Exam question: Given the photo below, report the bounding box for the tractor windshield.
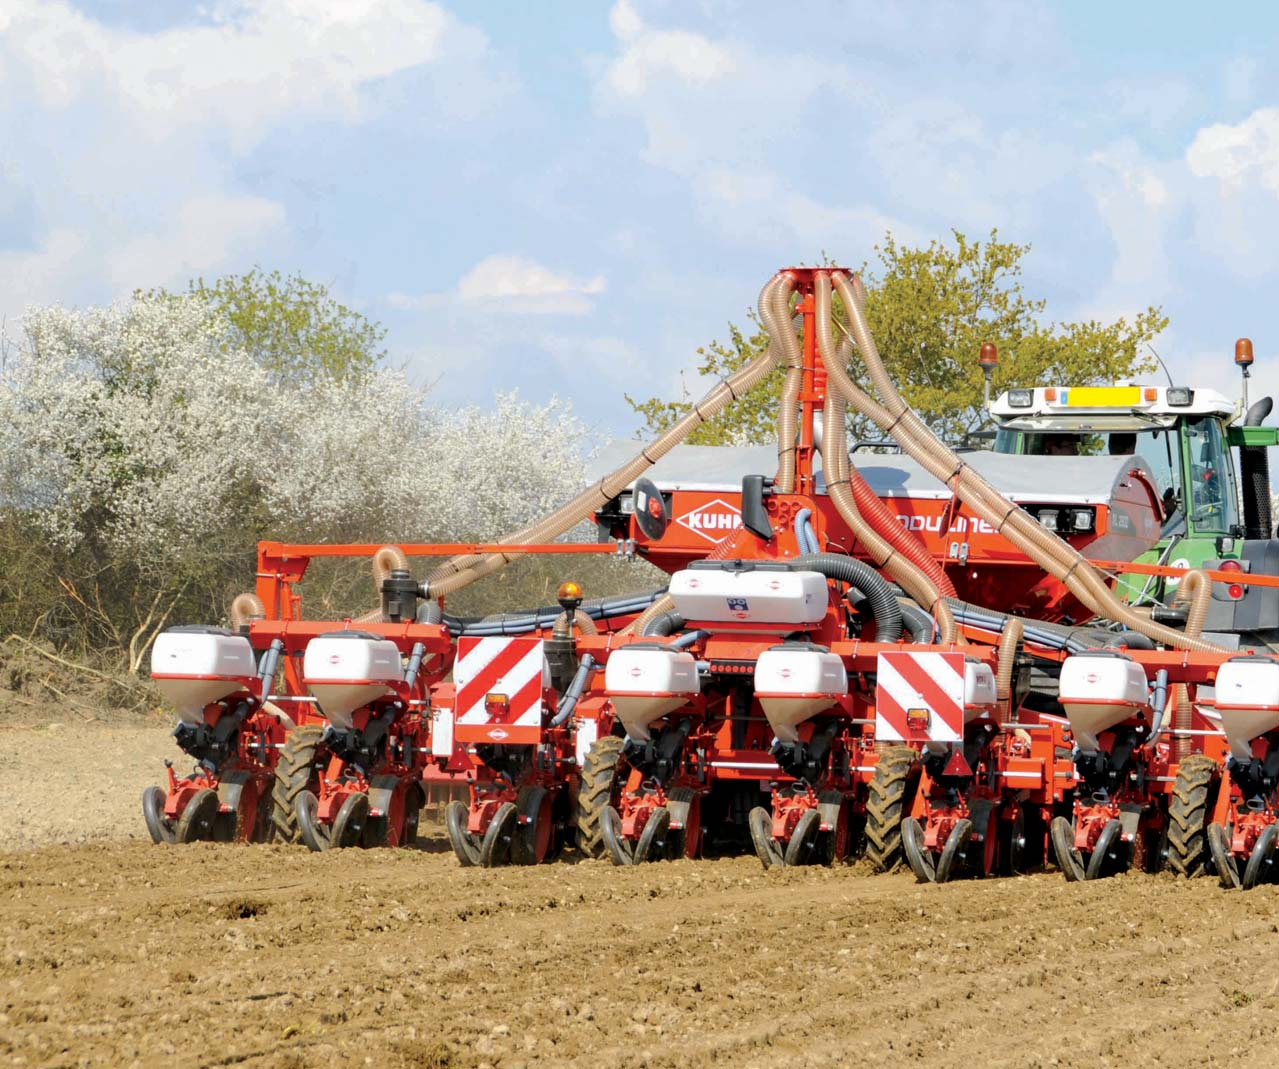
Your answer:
[998,426,1186,534]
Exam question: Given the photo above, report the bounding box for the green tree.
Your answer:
[629,230,1165,445]
[144,268,385,384]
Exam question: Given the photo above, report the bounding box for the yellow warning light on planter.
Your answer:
[906,707,931,732]
[557,581,583,601]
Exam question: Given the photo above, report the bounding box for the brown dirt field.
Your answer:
[2,723,1279,1069]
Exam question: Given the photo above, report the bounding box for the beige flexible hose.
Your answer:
[812,276,957,642]
[229,593,265,632]
[552,609,598,638]
[830,271,1223,654]
[996,617,1023,705]
[425,275,793,597]
[765,272,803,493]
[1171,569,1211,757]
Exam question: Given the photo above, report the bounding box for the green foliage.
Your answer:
[628,230,1165,446]
[144,268,385,384]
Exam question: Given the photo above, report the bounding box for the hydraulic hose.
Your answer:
[446,590,664,636]
[790,552,902,643]
[795,508,818,554]
[425,275,795,597]
[830,270,1223,654]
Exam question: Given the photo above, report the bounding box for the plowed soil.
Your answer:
[2,724,1278,1069]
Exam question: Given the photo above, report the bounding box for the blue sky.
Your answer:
[3,0,1279,438]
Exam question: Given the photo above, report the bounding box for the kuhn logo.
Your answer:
[487,727,509,741]
[676,499,742,544]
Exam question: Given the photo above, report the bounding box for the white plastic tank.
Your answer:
[1214,656,1279,761]
[964,659,999,721]
[151,626,256,724]
[304,633,403,730]
[604,644,700,741]
[669,564,828,627]
[755,644,848,742]
[1059,651,1150,750]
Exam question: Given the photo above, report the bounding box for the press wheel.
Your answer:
[1208,823,1240,889]
[1242,823,1278,890]
[901,816,935,883]
[783,809,822,867]
[142,786,176,845]
[935,818,973,884]
[445,799,481,866]
[748,806,783,870]
[635,807,671,863]
[601,804,634,866]
[479,801,517,867]
[1085,818,1123,881]
[331,793,370,850]
[295,790,330,853]
[511,786,553,866]
[1051,816,1085,882]
[175,788,219,844]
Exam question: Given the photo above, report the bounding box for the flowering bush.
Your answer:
[0,296,595,666]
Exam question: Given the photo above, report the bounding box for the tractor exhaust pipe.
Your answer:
[1241,396,1273,540]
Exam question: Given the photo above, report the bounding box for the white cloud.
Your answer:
[388,254,607,316]
[0,1,503,317]
[606,0,735,97]
[1187,107,1279,193]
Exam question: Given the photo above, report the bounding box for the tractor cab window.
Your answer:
[1184,418,1239,533]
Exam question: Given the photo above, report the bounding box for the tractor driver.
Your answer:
[1108,432,1137,456]
[1042,434,1079,457]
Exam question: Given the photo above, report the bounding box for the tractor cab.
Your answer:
[986,357,1279,641]
[989,384,1242,543]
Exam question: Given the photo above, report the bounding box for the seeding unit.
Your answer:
[142,264,1279,891]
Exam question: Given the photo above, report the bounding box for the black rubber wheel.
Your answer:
[577,735,626,859]
[511,786,553,866]
[748,806,783,870]
[175,788,219,844]
[1085,818,1123,881]
[901,816,935,883]
[1051,816,1085,882]
[998,806,1027,877]
[270,724,327,844]
[445,799,481,866]
[865,747,918,873]
[602,804,634,866]
[331,792,370,849]
[815,789,853,865]
[1168,754,1219,878]
[936,818,973,883]
[142,786,176,845]
[783,808,822,867]
[635,807,671,863]
[295,790,330,852]
[480,801,518,867]
[1242,823,1278,890]
[1208,823,1241,889]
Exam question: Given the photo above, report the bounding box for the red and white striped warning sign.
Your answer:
[453,637,545,742]
[875,650,964,743]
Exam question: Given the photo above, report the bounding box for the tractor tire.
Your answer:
[1168,755,1219,878]
[576,735,626,859]
[865,746,918,873]
[270,724,328,845]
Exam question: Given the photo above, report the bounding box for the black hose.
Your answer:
[896,598,937,643]
[791,553,902,644]
[549,654,596,728]
[445,589,667,636]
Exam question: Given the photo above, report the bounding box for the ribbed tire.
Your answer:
[576,735,626,859]
[865,746,918,873]
[270,724,327,844]
[1168,755,1218,878]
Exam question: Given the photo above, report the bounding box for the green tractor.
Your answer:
[987,341,1279,646]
